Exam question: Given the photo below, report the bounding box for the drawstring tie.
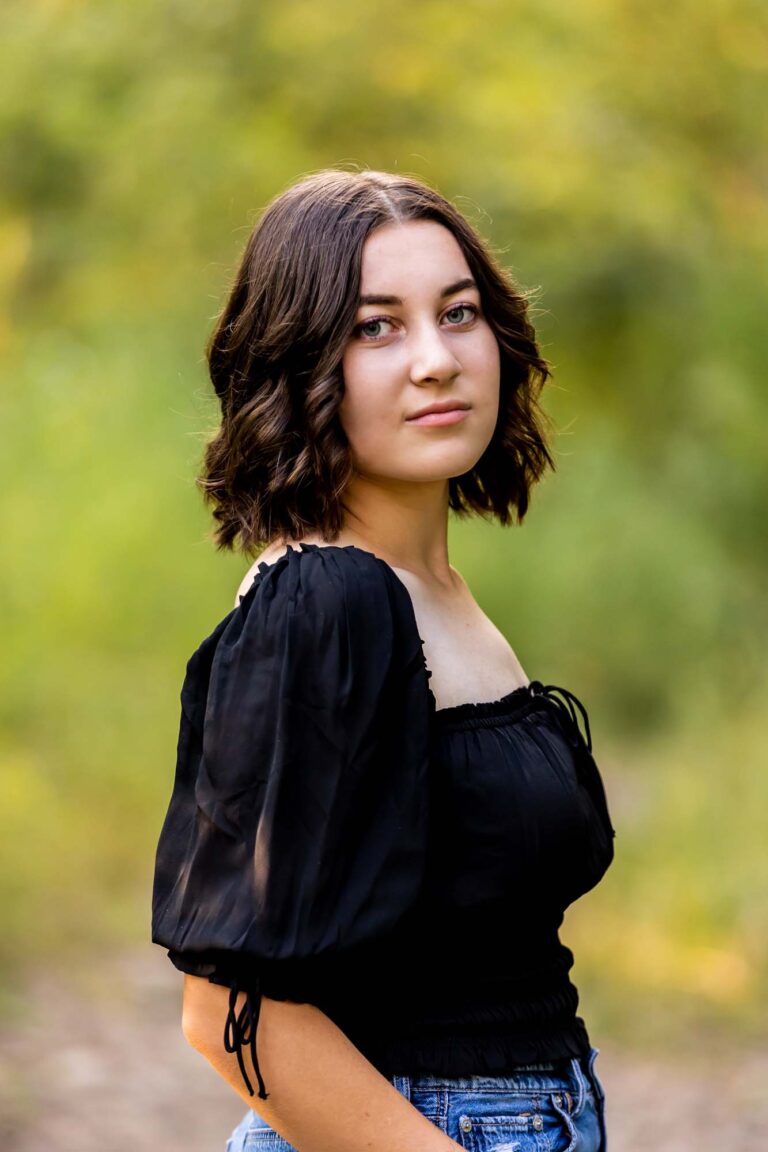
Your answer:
[223,975,270,1100]
[527,680,592,753]
[529,679,616,842]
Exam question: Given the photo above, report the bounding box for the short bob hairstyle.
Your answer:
[199,167,556,557]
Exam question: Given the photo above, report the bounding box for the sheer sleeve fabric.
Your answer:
[151,544,432,1098]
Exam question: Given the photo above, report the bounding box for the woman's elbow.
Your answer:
[180,973,226,1052]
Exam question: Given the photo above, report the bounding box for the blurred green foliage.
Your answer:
[1,0,766,1050]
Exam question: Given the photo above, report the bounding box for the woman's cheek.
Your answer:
[337,397,380,470]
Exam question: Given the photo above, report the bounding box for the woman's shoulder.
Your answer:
[205,542,422,674]
[182,540,431,724]
[236,539,380,604]
[234,540,410,612]
[184,544,401,681]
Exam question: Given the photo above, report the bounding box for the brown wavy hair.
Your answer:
[199,167,557,558]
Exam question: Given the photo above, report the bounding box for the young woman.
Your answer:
[152,168,616,1152]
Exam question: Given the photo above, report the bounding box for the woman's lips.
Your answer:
[406,408,469,427]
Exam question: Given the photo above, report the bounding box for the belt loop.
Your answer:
[583,1048,604,1106]
[392,1074,412,1102]
[589,1050,607,1092]
[585,1048,608,1151]
[568,1055,588,1116]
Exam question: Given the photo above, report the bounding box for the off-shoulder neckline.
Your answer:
[247,542,539,724]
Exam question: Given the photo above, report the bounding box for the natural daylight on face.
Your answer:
[339,219,501,486]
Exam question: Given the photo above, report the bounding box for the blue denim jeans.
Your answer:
[225,1047,607,1151]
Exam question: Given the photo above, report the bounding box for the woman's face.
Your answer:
[339,220,500,488]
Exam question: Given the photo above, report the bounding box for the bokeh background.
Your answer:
[1,2,766,1149]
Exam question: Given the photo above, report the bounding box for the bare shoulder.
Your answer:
[234,544,291,607]
[233,535,358,608]
[235,561,261,607]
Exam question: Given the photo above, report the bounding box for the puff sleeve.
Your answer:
[151,544,432,1099]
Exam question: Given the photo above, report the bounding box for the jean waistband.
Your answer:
[392,1050,601,1107]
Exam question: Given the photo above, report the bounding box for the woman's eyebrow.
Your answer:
[358,277,478,307]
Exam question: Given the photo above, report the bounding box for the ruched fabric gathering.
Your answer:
[151,543,616,1101]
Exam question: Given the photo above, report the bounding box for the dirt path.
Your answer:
[1,948,766,1151]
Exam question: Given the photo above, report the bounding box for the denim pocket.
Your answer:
[243,1129,296,1151]
[455,1097,577,1151]
[456,1111,537,1151]
[549,1091,579,1152]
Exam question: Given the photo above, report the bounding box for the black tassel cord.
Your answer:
[224,975,270,1100]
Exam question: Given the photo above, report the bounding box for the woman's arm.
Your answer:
[182,975,461,1152]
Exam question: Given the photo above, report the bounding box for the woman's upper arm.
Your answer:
[152,545,432,1098]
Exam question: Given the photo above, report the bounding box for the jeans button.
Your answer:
[553,1094,563,1106]
[533,1116,544,1131]
[459,1116,472,1133]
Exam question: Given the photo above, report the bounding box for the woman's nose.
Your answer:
[408,323,461,383]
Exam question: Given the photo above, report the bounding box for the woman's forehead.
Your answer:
[359,220,471,294]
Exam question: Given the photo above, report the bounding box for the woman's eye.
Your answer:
[444,304,478,325]
[354,317,395,340]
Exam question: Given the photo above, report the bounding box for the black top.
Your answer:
[151,543,616,1100]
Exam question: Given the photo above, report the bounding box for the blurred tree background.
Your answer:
[1,0,766,1063]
